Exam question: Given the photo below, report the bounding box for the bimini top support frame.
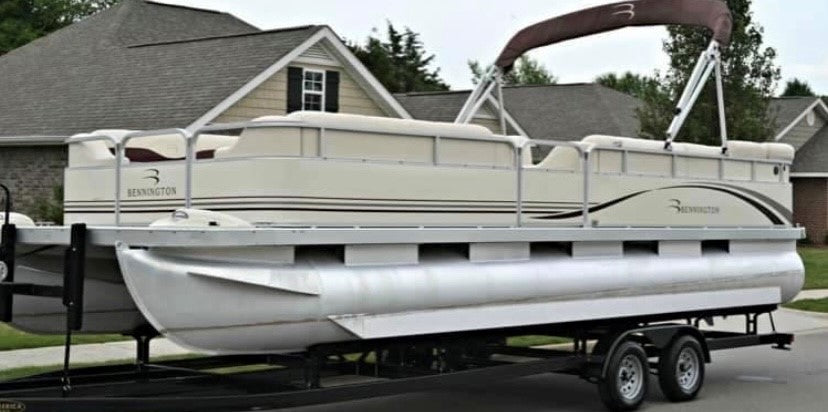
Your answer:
[665,40,728,153]
[456,0,733,151]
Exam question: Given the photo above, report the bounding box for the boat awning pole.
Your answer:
[714,57,729,153]
[665,41,723,150]
[456,66,499,124]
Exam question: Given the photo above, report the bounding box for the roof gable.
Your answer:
[791,125,828,174]
[771,97,828,140]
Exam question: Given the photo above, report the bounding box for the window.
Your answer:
[806,110,816,127]
[302,70,325,111]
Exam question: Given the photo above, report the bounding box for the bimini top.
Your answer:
[495,0,732,71]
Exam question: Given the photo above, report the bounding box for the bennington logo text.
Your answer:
[668,199,720,215]
[126,168,178,198]
[0,399,26,412]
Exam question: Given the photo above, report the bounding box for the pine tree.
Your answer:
[781,78,816,97]
[469,56,557,86]
[638,0,780,144]
[0,0,116,55]
[347,22,449,93]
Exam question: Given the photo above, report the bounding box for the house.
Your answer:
[0,0,409,216]
[395,84,643,161]
[772,96,828,243]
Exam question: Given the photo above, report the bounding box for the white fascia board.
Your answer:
[186,28,329,131]
[774,98,828,141]
[317,27,411,119]
[188,27,412,131]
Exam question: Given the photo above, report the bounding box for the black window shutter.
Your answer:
[286,67,303,113]
[325,71,340,113]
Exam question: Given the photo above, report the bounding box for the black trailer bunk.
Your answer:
[0,187,795,412]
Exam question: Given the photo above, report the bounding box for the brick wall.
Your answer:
[793,178,828,244]
[0,145,67,219]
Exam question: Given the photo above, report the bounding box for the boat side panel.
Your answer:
[64,158,792,227]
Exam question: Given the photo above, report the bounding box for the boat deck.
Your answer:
[15,225,805,247]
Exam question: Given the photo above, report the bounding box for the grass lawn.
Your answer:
[784,298,828,314]
[0,354,203,381]
[0,323,128,351]
[507,335,570,347]
[800,247,828,290]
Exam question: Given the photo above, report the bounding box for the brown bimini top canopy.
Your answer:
[495,0,732,71]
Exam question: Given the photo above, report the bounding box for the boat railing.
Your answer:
[67,120,791,228]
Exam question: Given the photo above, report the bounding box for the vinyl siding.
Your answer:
[213,54,390,123]
[780,110,826,150]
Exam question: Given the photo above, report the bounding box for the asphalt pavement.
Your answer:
[279,321,828,412]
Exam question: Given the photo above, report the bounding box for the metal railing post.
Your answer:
[185,132,197,209]
[515,144,524,227]
[582,150,591,228]
[114,143,124,226]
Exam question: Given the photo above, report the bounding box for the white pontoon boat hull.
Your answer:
[116,240,803,354]
[11,249,144,334]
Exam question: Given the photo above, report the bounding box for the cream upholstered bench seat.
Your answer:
[68,129,237,167]
[214,112,534,167]
[532,135,794,178]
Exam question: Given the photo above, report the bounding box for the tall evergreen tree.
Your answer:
[347,22,449,93]
[0,0,116,55]
[469,55,557,86]
[781,78,816,97]
[595,72,661,100]
[638,0,780,144]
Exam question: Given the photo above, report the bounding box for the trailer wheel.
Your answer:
[658,335,704,402]
[598,341,649,411]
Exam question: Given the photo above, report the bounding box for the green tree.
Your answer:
[781,78,816,97]
[469,55,557,86]
[347,22,449,93]
[638,0,780,144]
[0,0,117,55]
[595,72,662,100]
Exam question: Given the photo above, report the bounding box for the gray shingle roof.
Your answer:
[395,83,642,141]
[770,97,818,136]
[792,125,828,173]
[0,0,320,138]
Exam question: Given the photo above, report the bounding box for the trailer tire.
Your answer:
[658,335,704,402]
[598,341,649,411]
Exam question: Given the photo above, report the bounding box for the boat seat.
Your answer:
[531,135,795,174]
[68,130,237,167]
[215,112,530,167]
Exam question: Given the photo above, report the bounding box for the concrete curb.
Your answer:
[793,289,828,301]
[0,338,195,371]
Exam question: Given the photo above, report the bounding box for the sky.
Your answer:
[158,0,828,94]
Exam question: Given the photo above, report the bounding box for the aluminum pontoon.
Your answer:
[0,1,805,410]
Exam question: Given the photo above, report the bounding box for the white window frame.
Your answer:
[301,69,326,112]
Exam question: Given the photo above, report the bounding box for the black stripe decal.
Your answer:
[534,185,784,225]
[65,207,568,215]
